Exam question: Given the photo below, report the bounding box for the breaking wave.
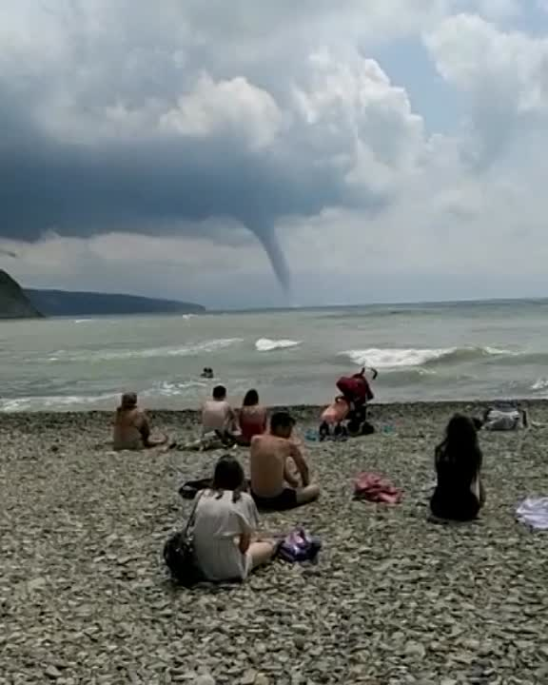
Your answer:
[255,338,301,352]
[341,346,514,370]
[46,338,243,363]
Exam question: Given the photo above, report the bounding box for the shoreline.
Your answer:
[2,395,548,681]
[1,399,544,440]
[0,397,544,420]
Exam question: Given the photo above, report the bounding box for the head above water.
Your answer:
[120,392,138,411]
[213,454,245,499]
[243,389,259,406]
[212,385,227,401]
[270,411,296,438]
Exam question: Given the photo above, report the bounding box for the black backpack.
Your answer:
[163,493,204,586]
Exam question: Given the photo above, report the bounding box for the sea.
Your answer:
[1,299,548,412]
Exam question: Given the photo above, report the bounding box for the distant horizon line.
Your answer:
[211,295,548,314]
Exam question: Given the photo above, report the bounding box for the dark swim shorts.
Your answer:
[252,488,298,511]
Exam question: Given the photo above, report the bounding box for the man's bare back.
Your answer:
[113,407,147,451]
[249,413,320,510]
[250,434,298,498]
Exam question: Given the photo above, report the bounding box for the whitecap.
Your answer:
[141,380,207,398]
[341,345,517,369]
[45,338,243,363]
[341,348,456,369]
[532,378,548,391]
[255,338,301,352]
[483,346,516,356]
[0,391,121,412]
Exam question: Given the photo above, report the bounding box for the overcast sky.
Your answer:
[2,0,548,308]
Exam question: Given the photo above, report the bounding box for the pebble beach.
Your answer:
[2,401,548,684]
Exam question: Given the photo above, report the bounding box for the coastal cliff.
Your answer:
[0,270,43,319]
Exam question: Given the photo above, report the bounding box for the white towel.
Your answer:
[516,497,548,530]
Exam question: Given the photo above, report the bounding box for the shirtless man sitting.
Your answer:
[250,411,320,510]
[113,392,167,451]
[201,385,237,439]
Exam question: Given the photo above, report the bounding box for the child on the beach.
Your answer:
[430,414,485,522]
[319,395,350,440]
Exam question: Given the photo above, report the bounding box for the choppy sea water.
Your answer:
[1,300,548,411]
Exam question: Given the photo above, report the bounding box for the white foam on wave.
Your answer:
[141,380,207,398]
[532,378,548,391]
[0,391,121,412]
[343,348,454,369]
[483,346,516,356]
[255,338,301,352]
[342,346,515,369]
[0,379,212,412]
[46,338,243,363]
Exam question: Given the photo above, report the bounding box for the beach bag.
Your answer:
[278,528,322,563]
[163,493,204,586]
[484,404,527,431]
[353,472,402,504]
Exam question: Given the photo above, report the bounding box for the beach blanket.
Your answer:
[516,497,548,530]
[353,473,402,504]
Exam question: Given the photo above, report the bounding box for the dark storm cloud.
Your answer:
[0,99,390,292]
[0,127,348,292]
[0,0,417,291]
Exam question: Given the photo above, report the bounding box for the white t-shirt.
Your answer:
[192,490,259,581]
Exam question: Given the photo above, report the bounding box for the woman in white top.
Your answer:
[192,455,277,582]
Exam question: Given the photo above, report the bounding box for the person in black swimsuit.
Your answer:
[430,414,485,522]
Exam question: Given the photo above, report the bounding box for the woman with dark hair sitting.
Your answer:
[192,455,277,582]
[430,414,486,522]
[238,389,267,446]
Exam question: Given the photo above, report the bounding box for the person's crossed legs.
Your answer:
[249,540,277,570]
[296,483,321,506]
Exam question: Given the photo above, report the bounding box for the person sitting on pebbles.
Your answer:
[238,389,268,447]
[192,454,277,582]
[201,385,237,442]
[250,411,320,511]
[430,414,486,523]
[112,392,168,451]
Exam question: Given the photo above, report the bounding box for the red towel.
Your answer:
[354,473,402,504]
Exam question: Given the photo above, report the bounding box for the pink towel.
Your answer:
[353,472,402,504]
